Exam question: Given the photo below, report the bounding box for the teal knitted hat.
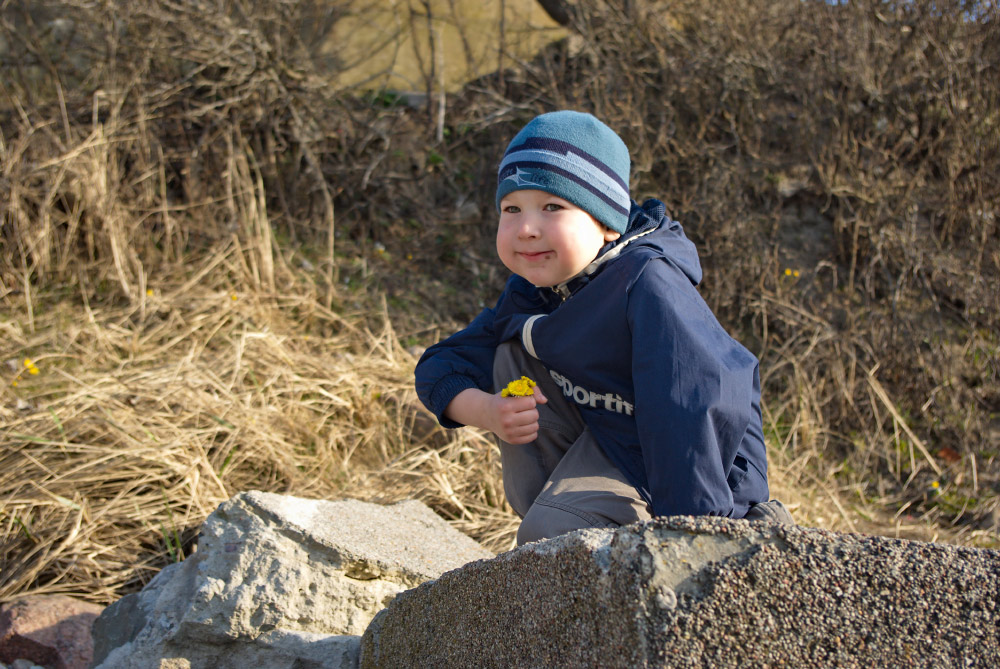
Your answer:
[495,110,631,234]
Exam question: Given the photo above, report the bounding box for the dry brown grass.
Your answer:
[0,242,519,602]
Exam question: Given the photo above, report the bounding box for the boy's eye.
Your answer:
[543,203,564,211]
[503,205,521,214]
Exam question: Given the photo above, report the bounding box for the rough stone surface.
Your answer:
[361,517,1000,668]
[0,595,103,669]
[91,492,492,669]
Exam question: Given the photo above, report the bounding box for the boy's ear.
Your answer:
[603,227,622,242]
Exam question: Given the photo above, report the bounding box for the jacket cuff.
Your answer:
[430,373,481,429]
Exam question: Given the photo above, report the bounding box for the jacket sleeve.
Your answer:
[627,259,756,517]
[414,302,502,429]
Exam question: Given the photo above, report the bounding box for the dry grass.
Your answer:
[0,244,518,602]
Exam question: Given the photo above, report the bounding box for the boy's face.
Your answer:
[497,189,621,288]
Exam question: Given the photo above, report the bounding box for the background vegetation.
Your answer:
[1,0,997,603]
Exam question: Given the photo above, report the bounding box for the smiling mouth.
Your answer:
[518,251,551,260]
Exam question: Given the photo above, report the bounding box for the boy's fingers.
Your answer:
[532,387,548,404]
[494,394,543,442]
[499,400,537,422]
[506,396,537,411]
[508,423,538,443]
[505,408,538,429]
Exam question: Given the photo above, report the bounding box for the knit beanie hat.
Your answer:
[496,110,631,234]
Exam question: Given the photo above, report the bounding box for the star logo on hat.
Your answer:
[503,167,542,188]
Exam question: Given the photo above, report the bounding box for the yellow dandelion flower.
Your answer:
[931,480,940,489]
[12,380,18,387]
[147,288,154,296]
[23,358,32,368]
[28,366,39,375]
[501,376,536,397]
[784,268,792,276]
[230,293,238,301]
[793,270,800,278]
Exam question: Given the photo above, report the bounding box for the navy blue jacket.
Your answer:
[415,199,769,518]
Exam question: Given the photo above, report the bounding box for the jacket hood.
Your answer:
[552,198,702,299]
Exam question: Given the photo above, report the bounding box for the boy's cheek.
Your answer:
[495,232,515,267]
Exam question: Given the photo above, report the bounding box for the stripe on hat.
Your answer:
[498,141,630,210]
[504,137,629,191]
[499,161,630,218]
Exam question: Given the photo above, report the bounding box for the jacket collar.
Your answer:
[550,226,657,300]
[549,199,665,300]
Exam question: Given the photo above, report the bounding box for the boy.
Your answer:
[416,110,790,545]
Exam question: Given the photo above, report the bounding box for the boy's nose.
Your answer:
[517,213,540,238]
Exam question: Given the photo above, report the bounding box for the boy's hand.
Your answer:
[444,387,548,445]
[487,387,548,444]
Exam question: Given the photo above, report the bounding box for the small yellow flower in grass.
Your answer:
[11,358,39,386]
[501,376,536,397]
[231,293,238,301]
[147,288,154,296]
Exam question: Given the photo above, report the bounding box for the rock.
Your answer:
[92,492,492,669]
[0,595,103,669]
[361,516,1000,667]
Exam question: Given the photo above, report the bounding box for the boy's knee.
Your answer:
[515,505,558,545]
[515,516,543,546]
[516,500,608,546]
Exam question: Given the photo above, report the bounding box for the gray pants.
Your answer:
[493,341,794,546]
[493,341,652,545]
